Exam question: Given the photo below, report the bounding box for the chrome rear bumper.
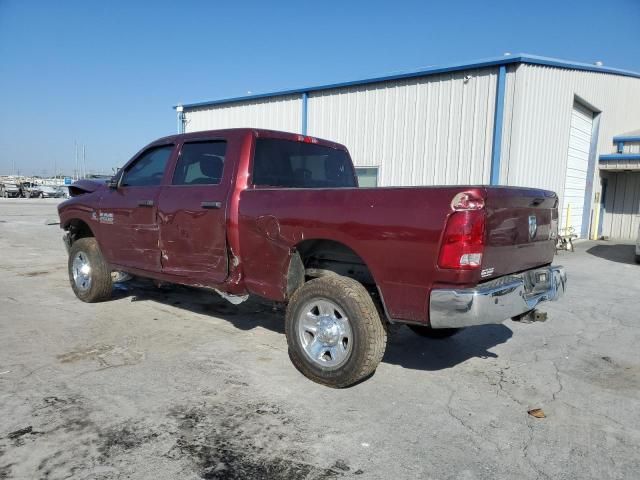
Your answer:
[429,266,566,329]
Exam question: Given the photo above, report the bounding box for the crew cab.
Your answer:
[58,129,567,387]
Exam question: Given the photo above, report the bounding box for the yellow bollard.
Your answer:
[591,193,601,240]
[591,205,599,240]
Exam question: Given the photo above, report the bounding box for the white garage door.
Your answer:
[562,102,594,237]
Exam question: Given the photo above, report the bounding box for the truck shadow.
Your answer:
[112,280,287,333]
[383,325,512,371]
[113,280,513,372]
[586,243,637,265]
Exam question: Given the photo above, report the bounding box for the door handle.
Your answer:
[138,200,154,207]
[201,201,222,209]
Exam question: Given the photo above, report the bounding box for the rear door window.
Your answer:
[172,141,227,185]
[121,145,173,187]
[252,138,356,188]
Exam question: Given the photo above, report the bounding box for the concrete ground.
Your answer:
[0,198,638,480]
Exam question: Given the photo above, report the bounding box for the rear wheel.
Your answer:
[68,237,113,302]
[409,325,462,339]
[285,275,387,388]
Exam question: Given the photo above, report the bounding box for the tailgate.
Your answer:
[481,187,558,279]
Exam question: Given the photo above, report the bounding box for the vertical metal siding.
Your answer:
[602,172,640,240]
[501,64,640,234]
[184,95,302,134]
[306,68,498,186]
[622,142,640,154]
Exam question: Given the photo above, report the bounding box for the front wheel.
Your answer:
[285,275,387,388]
[409,325,462,339]
[68,237,113,302]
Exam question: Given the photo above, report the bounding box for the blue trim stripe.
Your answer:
[175,53,640,110]
[490,65,507,185]
[612,135,640,142]
[600,154,640,161]
[301,92,308,135]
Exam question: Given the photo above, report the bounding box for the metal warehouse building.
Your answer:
[175,54,640,240]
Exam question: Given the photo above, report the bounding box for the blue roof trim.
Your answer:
[600,154,640,161]
[490,65,507,185]
[176,53,640,110]
[612,135,640,142]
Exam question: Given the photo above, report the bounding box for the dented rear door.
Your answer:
[157,139,231,284]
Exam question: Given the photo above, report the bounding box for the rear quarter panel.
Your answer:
[238,186,484,323]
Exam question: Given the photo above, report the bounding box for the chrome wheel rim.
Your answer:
[72,251,92,292]
[297,298,352,369]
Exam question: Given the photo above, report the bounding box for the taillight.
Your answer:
[438,209,486,269]
[296,135,319,144]
[451,191,485,210]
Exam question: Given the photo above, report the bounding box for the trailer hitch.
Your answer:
[512,309,548,323]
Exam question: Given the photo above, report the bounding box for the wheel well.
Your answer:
[294,239,375,287]
[65,219,94,244]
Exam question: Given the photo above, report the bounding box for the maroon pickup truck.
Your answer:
[58,128,567,387]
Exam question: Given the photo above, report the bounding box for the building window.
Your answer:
[355,167,379,187]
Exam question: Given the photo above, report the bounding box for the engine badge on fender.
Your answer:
[99,212,114,224]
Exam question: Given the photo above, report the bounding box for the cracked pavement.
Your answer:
[1,198,639,479]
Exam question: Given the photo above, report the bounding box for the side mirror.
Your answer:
[108,177,119,189]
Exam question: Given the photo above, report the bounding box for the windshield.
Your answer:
[252,138,356,188]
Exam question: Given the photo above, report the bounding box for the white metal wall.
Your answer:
[184,95,302,134]
[500,64,640,232]
[601,172,640,240]
[307,68,498,186]
[180,64,640,239]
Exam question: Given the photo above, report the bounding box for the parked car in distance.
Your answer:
[18,181,41,198]
[1,182,21,198]
[58,128,567,387]
[37,185,64,198]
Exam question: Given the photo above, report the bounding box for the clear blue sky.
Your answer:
[1,0,639,176]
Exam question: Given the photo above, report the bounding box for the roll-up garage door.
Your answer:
[601,172,640,240]
[562,102,594,237]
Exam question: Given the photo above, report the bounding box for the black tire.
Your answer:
[635,254,640,264]
[409,325,461,339]
[68,237,113,302]
[285,276,387,388]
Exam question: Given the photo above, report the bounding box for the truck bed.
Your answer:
[237,185,557,323]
